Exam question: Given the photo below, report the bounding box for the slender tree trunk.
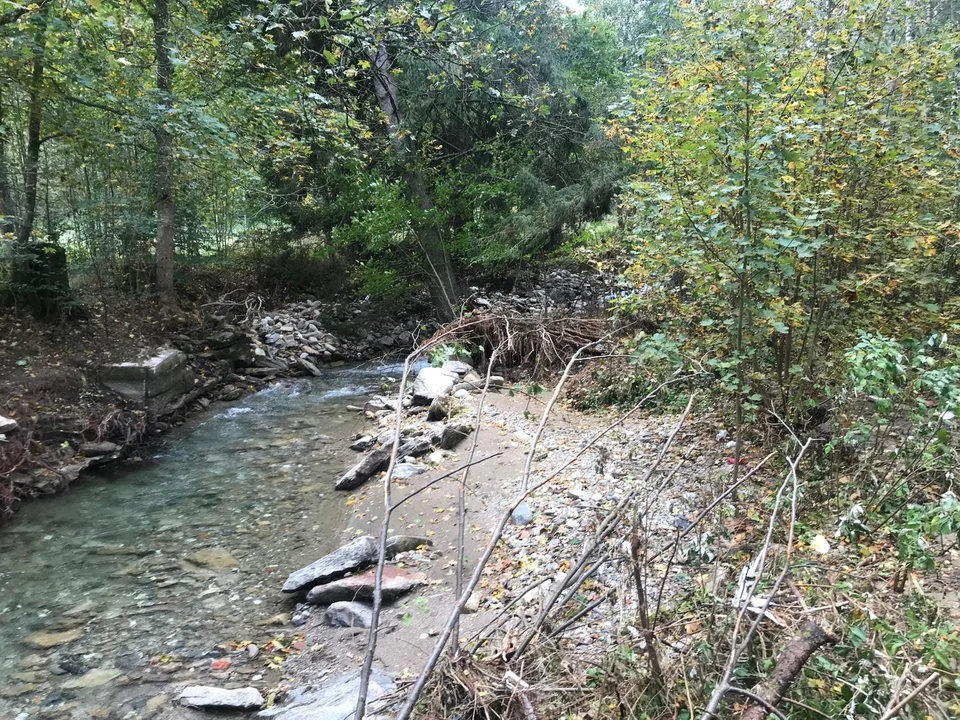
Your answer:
[152,0,177,309]
[371,44,459,320]
[15,1,50,244]
[0,90,15,234]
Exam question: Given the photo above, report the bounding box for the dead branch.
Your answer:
[739,621,839,720]
[454,345,504,648]
[429,310,607,371]
[700,440,813,720]
[512,394,697,659]
[878,671,940,720]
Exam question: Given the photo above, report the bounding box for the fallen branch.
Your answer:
[739,621,839,720]
[878,671,940,720]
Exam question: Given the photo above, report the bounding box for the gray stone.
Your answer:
[441,360,473,375]
[177,686,264,710]
[393,462,426,479]
[349,435,376,451]
[452,376,505,394]
[258,669,394,720]
[411,367,458,405]
[297,358,322,377]
[439,422,474,450]
[101,349,195,408]
[80,441,119,457]
[426,396,456,422]
[305,566,426,605]
[0,415,18,434]
[511,501,534,526]
[281,536,377,593]
[336,438,433,491]
[385,535,433,558]
[323,601,372,628]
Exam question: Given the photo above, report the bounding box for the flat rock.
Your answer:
[411,367,458,405]
[305,566,427,605]
[349,435,376,451]
[187,547,240,569]
[62,667,122,689]
[0,415,18,434]
[385,535,433,558]
[80,441,119,457]
[282,536,377,593]
[178,685,264,710]
[336,439,433,491]
[25,629,83,649]
[323,601,373,628]
[393,462,425,479]
[258,669,394,720]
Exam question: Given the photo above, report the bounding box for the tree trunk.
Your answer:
[14,1,50,244]
[152,0,177,309]
[0,90,15,235]
[370,44,459,320]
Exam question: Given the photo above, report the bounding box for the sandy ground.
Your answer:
[282,389,571,683]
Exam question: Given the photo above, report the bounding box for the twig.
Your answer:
[355,320,488,720]
[700,440,813,720]
[878,672,940,720]
[391,339,623,720]
[453,345,503,648]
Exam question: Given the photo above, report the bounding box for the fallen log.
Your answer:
[739,621,838,720]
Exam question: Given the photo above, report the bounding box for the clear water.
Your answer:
[0,365,407,718]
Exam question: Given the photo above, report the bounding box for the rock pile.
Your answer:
[464,267,610,316]
[334,360,498,491]
[244,299,434,373]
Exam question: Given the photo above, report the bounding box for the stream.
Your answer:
[0,365,402,719]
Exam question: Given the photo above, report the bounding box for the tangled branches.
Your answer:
[429,311,607,373]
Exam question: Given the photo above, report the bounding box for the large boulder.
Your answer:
[101,349,195,408]
[0,415,18,434]
[305,566,427,606]
[177,686,264,710]
[282,536,377,593]
[411,367,458,405]
[258,669,394,720]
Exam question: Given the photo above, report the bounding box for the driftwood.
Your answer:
[429,310,606,371]
[739,621,838,720]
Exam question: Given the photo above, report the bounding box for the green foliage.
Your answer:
[608,0,960,420]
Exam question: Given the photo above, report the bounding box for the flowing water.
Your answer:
[0,365,407,719]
